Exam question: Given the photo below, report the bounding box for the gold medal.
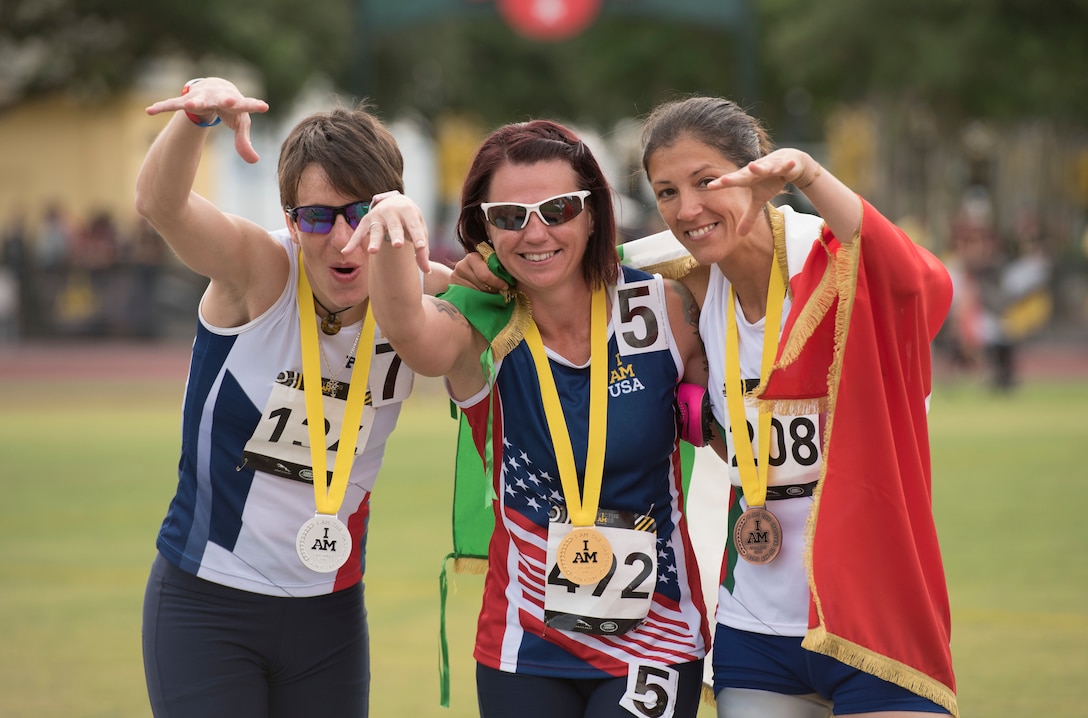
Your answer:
[525,288,613,586]
[296,514,352,572]
[556,527,614,585]
[733,506,782,564]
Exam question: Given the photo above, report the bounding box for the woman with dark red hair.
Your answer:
[358,119,713,718]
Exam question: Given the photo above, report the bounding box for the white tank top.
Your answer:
[154,230,415,597]
[700,244,824,636]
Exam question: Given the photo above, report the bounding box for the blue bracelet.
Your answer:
[190,115,222,127]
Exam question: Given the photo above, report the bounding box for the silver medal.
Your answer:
[296,514,352,573]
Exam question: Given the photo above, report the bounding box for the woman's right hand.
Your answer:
[145,77,269,164]
[450,251,510,294]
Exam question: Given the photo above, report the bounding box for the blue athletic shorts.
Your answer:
[142,553,370,718]
[477,659,705,718]
[712,624,948,715]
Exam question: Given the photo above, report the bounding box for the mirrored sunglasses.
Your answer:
[480,190,592,231]
[286,201,370,234]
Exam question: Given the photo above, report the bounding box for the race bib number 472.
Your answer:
[543,515,657,635]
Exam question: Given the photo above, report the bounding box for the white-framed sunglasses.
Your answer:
[479,190,592,231]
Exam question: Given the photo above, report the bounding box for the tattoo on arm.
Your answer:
[432,297,470,327]
[668,278,709,376]
[672,279,702,336]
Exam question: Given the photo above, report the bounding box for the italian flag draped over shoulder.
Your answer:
[754,199,958,716]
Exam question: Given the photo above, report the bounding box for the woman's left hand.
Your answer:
[349,191,431,273]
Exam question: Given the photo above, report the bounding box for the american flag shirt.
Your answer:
[459,266,709,678]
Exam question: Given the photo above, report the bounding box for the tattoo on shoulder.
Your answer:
[670,279,701,333]
[432,297,469,326]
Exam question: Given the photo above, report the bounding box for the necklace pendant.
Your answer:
[323,378,341,396]
[320,313,342,335]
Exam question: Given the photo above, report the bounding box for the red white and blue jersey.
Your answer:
[155,230,414,597]
[459,266,709,678]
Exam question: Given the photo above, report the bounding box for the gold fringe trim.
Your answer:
[771,243,836,372]
[757,396,828,417]
[700,682,716,707]
[453,557,489,575]
[766,204,793,301]
[473,243,532,362]
[802,231,859,656]
[800,229,958,715]
[490,291,532,362]
[751,207,834,417]
[640,255,699,281]
[803,627,960,717]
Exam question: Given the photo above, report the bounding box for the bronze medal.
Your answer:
[733,506,782,564]
[556,527,614,585]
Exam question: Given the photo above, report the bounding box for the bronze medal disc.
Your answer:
[556,527,614,585]
[733,506,782,564]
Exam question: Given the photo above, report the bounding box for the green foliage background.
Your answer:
[5,0,1086,129]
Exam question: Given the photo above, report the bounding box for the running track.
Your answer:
[0,339,1083,382]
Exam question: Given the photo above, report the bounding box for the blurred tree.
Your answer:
[0,0,756,125]
[2,0,1084,131]
[0,0,352,111]
[757,0,1088,126]
[355,18,756,130]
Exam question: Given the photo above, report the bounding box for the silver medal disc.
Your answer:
[296,514,352,573]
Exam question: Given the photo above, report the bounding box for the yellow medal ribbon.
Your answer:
[297,253,375,515]
[523,286,608,528]
[724,261,785,508]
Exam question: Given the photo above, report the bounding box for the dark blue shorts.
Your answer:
[142,553,370,718]
[712,624,948,715]
[477,660,704,718]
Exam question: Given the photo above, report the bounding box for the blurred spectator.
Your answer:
[944,187,1051,390]
[0,218,28,340]
[29,203,76,338]
[36,202,72,270]
[942,186,995,374]
[125,219,168,338]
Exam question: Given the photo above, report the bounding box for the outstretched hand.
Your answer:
[353,191,432,274]
[707,149,812,236]
[145,78,269,164]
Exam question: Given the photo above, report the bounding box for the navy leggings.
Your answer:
[476,660,705,718]
[142,553,369,718]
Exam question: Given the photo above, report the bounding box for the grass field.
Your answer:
[1,369,1086,717]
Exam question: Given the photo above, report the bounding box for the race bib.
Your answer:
[544,508,657,635]
[370,337,414,407]
[620,663,680,718]
[613,279,668,357]
[241,372,376,484]
[725,406,822,486]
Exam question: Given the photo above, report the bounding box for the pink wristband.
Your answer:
[677,382,711,447]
